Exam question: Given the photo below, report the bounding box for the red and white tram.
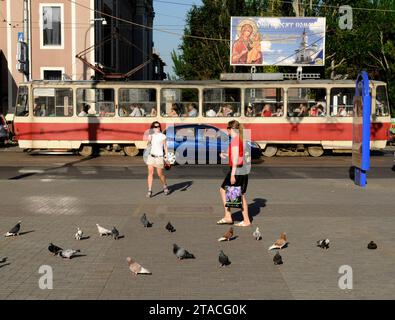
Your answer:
[12,79,391,157]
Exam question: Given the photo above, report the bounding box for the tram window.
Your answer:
[245,88,284,117]
[33,88,73,117]
[160,88,198,117]
[375,86,390,116]
[77,88,115,117]
[16,86,29,116]
[330,88,354,117]
[287,88,327,117]
[203,88,240,117]
[119,88,157,117]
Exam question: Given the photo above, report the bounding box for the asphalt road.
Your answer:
[0,146,393,180]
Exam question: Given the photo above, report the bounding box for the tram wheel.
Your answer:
[123,145,139,157]
[262,145,278,157]
[307,146,324,157]
[78,145,93,157]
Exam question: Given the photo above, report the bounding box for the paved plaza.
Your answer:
[0,153,394,300]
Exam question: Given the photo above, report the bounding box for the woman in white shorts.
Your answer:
[145,121,170,198]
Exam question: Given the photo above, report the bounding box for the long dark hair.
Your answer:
[150,121,162,134]
[227,119,243,141]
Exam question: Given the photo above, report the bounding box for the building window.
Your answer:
[41,4,63,48]
[43,70,62,80]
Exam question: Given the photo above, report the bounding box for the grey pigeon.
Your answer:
[273,252,283,265]
[367,241,377,250]
[218,250,231,267]
[141,213,153,228]
[253,227,262,240]
[48,243,63,255]
[165,221,176,233]
[317,239,330,249]
[111,227,120,240]
[58,249,81,259]
[173,244,195,260]
[5,221,21,237]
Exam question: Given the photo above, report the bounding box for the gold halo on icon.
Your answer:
[236,18,258,38]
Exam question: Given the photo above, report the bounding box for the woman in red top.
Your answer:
[217,120,251,227]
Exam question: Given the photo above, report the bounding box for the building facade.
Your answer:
[0,0,165,115]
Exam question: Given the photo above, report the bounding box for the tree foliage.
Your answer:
[172,0,395,116]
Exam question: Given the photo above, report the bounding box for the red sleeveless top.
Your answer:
[228,137,243,167]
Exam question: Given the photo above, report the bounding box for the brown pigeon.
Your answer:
[268,232,288,250]
[218,227,234,242]
[126,257,151,275]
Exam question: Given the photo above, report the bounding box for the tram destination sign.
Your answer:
[230,17,326,67]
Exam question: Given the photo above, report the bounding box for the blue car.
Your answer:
[163,124,262,165]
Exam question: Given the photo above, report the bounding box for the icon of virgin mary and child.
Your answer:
[231,19,263,65]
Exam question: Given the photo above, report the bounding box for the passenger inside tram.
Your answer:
[168,103,180,117]
[272,105,283,117]
[245,104,255,117]
[78,104,90,117]
[222,104,233,117]
[129,104,142,117]
[261,104,272,117]
[150,106,157,117]
[185,103,198,117]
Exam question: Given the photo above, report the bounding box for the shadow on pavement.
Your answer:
[0,263,11,269]
[169,181,193,193]
[349,166,355,181]
[232,198,267,223]
[8,154,100,180]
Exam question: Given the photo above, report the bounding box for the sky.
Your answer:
[152,0,202,78]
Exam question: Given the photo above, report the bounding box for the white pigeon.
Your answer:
[75,227,83,240]
[96,224,111,236]
[58,249,80,259]
[253,227,262,240]
[126,257,152,275]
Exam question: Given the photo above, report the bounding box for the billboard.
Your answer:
[230,17,326,66]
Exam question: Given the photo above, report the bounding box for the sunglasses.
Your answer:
[153,125,160,128]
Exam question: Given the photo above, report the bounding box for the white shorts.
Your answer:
[146,155,164,169]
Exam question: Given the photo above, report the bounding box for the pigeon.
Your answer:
[273,252,283,265]
[218,250,231,267]
[140,213,153,228]
[253,227,262,240]
[367,241,377,250]
[165,221,176,233]
[48,243,63,256]
[4,221,22,237]
[173,244,195,260]
[111,227,120,240]
[218,227,234,242]
[268,232,288,251]
[75,228,83,240]
[96,224,112,236]
[126,257,152,275]
[58,249,81,259]
[317,239,330,249]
